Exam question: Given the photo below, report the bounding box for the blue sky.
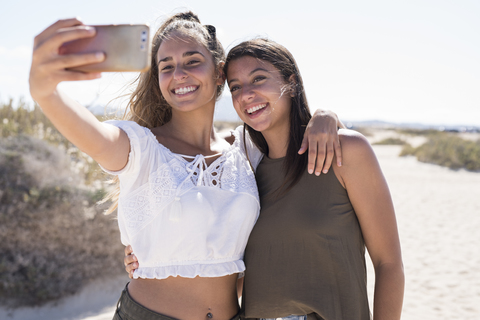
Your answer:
[1,0,479,126]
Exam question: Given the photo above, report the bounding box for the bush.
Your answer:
[400,132,480,171]
[374,137,406,145]
[0,133,124,307]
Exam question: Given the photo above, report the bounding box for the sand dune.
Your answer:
[2,143,479,320]
[367,145,480,320]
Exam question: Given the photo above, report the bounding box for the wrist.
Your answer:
[31,89,62,107]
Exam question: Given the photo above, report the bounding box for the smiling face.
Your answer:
[156,32,223,114]
[227,56,292,135]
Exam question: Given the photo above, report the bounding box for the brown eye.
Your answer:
[160,65,173,72]
[230,85,240,93]
[253,76,266,83]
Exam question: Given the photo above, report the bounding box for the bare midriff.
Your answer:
[127,274,239,320]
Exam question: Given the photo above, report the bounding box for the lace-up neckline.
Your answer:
[177,153,225,187]
[145,128,229,187]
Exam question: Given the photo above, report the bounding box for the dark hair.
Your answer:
[224,38,312,195]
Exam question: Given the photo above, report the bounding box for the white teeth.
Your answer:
[175,86,197,95]
[246,104,267,114]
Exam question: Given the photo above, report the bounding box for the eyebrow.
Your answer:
[158,51,205,63]
[227,67,269,85]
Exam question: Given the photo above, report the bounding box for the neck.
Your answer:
[158,95,233,157]
[261,126,290,159]
[168,107,217,150]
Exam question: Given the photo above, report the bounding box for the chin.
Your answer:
[245,123,268,133]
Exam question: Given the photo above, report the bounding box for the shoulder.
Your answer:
[103,120,150,138]
[338,129,370,146]
[334,129,380,185]
[105,120,157,157]
[338,129,374,160]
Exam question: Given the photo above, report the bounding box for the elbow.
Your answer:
[375,260,405,286]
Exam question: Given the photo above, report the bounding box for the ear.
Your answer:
[288,74,297,97]
[216,61,226,85]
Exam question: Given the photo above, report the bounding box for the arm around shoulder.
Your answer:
[336,129,405,320]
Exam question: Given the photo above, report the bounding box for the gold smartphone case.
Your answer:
[62,24,151,72]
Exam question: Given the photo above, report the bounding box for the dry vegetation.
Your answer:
[374,137,407,145]
[400,131,480,171]
[0,100,124,307]
[350,126,480,171]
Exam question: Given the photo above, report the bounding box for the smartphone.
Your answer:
[60,24,151,72]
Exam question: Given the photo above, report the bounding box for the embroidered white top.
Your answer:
[101,121,262,279]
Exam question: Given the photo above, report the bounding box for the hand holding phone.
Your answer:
[60,24,151,72]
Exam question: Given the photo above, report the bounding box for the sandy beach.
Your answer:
[2,137,480,320]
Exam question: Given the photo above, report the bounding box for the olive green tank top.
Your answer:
[242,156,370,320]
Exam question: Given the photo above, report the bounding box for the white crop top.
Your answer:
[101,121,262,280]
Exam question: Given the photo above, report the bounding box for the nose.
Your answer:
[173,65,188,81]
[239,85,255,102]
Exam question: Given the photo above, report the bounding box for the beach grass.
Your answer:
[400,131,480,171]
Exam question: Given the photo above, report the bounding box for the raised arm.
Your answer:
[298,109,345,175]
[29,18,130,171]
[335,130,404,320]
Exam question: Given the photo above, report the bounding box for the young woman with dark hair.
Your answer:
[127,38,404,320]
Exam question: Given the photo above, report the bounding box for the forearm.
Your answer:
[373,262,405,320]
[28,19,123,165]
[35,89,113,157]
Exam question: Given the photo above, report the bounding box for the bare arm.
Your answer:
[29,18,130,171]
[298,109,344,175]
[335,130,404,320]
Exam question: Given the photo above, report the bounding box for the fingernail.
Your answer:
[323,169,328,174]
[95,52,104,60]
[338,161,342,166]
[133,254,137,261]
[315,171,320,176]
[308,169,313,174]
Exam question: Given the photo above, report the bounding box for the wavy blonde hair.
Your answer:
[103,11,225,214]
